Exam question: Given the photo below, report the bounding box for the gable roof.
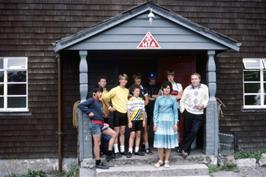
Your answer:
[53,1,241,52]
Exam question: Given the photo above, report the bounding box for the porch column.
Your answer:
[205,50,219,156]
[78,50,93,161]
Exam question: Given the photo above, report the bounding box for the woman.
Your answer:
[153,81,179,168]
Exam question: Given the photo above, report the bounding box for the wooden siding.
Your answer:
[0,0,265,159]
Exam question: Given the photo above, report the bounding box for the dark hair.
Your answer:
[98,75,107,81]
[130,84,141,95]
[92,86,103,94]
[166,69,175,75]
[161,81,173,93]
[132,73,142,80]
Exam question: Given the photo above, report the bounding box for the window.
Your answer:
[0,57,28,112]
[243,58,266,109]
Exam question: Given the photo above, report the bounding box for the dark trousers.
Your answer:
[182,110,202,154]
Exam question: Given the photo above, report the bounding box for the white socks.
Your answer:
[114,144,119,153]
[145,143,149,149]
[128,147,133,153]
[135,146,139,153]
[120,145,125,153]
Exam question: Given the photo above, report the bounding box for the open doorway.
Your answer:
[87,50,206,151]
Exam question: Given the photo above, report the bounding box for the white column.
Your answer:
[205,50,219,156]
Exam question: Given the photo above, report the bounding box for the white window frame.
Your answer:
[243,58,266,109]
[0,57,28,112]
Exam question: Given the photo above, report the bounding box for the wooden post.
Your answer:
[78,50,93,162]
[205,50,219,156]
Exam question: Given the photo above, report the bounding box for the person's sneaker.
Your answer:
[120,152,127,156]
[114,153,122,159]
[105,155,113,162]
[126,152,133,158]
[96,162,109,169]
[145,148,152,154]
[134,151,145,156]
[181,150,188,159]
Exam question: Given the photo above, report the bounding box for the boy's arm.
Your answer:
[78,99,93,115]
[102,88,116,110]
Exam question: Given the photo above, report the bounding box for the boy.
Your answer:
[102,73,129,157]
[78,86,117,169]
[127,85,146,158]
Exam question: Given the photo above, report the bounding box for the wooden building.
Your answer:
[0,0,266,172]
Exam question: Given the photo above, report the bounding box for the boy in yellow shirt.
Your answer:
[102,74,129,157]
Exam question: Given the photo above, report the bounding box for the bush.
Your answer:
[234,149,266,161]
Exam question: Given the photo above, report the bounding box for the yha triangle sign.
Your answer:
[137,32,161,49]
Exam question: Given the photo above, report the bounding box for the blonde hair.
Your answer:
[118,73,128,81]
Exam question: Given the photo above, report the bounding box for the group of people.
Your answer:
[78,70,209,169]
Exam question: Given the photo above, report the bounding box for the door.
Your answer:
[158,56,196,144]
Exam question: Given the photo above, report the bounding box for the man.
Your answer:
[102,74,129,158]
[145,72,161,151]
[180,73,209,158]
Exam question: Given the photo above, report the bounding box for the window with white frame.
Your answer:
[0,57,28,111]
[243,58,266,108]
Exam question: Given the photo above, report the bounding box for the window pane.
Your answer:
[0,71,3,82]
[7,58,26,69]
[0,59,3,69]
[244,95,261,105]
[244,71,260,81]
[7,97,26,108]
[8,84,26,95]
[244,83,260,93]
[0,97,3,108]
[8,71,26,82]
[0,84,3,95]
[243,58,262,69]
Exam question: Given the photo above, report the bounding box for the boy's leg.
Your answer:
[112,111,121,157]
[119,112,128,155]
[92,133,101,161]
[127,130,135,158]
[135,131,142,155]
[135,121,144,156]
[103,127,117,160]
[119,125,126,154]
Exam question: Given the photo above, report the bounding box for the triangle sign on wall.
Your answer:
[137,32,161,49]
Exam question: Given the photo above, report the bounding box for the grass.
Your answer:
[208,163,238,177]
[5,166,79,177]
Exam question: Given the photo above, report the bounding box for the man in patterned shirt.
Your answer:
[180,73,209,158]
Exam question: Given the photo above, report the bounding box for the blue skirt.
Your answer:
[154,113,179,149]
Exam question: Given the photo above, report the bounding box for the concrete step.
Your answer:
[108,151,213,166]
[96,163,210,177]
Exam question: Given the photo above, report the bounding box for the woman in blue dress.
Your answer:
[153,81,179,168]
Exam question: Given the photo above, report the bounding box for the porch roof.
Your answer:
[53,2,241,52]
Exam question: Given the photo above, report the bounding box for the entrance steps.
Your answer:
[80,150,213,177]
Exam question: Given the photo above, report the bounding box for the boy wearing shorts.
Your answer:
[127,85,146,158]
[102,74,129,157]
[78,86,117,169]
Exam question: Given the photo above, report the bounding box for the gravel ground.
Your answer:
[213,167,266,177]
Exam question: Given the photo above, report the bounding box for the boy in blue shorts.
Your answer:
[79,86,117,169]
